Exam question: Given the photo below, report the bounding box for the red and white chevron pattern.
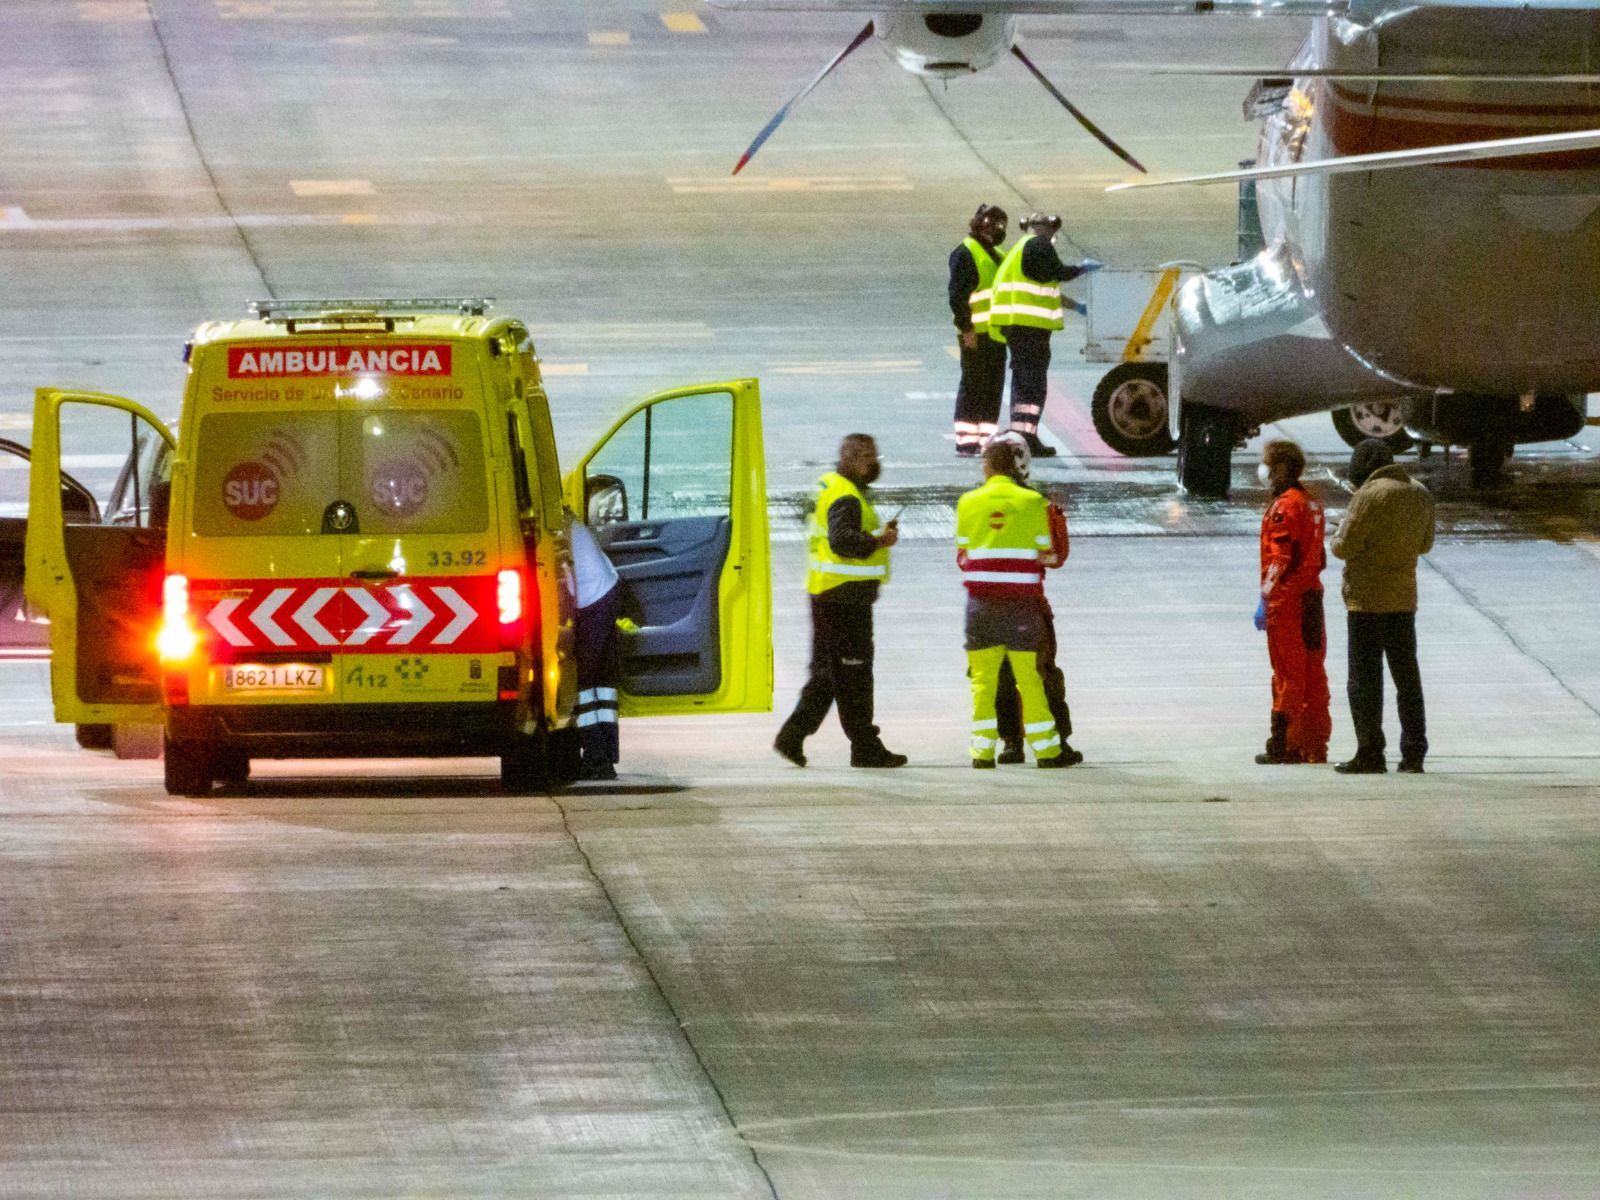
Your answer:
[193,576,503,656]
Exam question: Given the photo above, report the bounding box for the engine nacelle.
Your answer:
[873,12,1016,78]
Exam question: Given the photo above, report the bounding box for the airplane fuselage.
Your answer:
[1262,9,1600,398]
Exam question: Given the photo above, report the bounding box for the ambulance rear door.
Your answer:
[564,379,771,716]
[24,389,176,726]
[333,341,504,707]
[182,349,347,709]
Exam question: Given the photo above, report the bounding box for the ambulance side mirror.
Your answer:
[586,473,627,527]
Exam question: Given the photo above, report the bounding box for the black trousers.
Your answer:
[996,596,1072,742]
[1347,611,1427,764]
[1005,326,1052,436]
[954,337,1007,448]
[575,584,621,765]
[778,596,879,749]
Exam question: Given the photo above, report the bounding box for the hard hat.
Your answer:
[987,429,1031,482]
[1023,212,1062,236]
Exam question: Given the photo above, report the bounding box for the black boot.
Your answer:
[851,743,908,768]
[997,738,1025,765]
[1335,752,1387,775]
[1255,712,1295,765]
[773,729,807,768]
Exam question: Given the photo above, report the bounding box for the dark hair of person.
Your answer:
[1262,439,1305,482]
[982,440,1024,483]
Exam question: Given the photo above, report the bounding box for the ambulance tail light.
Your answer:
[156,573,199,663]
[497,569,525,648]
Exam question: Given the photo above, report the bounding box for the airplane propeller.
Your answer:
[1009,43,1146,174]
[732,22,1148,175]
[732,20,876,175]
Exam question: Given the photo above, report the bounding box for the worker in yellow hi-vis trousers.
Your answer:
[956,441,1082,769]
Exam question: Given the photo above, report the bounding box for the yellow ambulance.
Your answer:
[24,298,771,795]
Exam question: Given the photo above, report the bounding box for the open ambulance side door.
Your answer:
[24,389,177,727]
[563,379,771,716]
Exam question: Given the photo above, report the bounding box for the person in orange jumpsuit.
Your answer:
[1254,440,1331,764]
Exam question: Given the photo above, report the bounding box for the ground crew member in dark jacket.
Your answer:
[958,442,1073,768]
[985,431,1079,765]
[1331,439,1436,774]
[987,212,1100,458]
[774,434,908,769]
[1254,439,1331,765]
[949,204,1008,457]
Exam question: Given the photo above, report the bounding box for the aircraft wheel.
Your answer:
[1177,404,1237,499]
[1092,364,1176,456]
[163,735,214,798]
[1332,401,1412,453]
[1469,437,1512,490]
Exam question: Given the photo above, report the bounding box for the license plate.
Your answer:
[223,664,325,692]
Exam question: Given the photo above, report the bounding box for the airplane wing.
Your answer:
[708,0,1346,12]
[1129,67,1600,82]
[1107,127,1600,191]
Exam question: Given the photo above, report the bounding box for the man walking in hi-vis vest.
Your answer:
[958,441,1079,768]
[948,204,1009,457]
[774,434,909,769]
[988,212,1101,459]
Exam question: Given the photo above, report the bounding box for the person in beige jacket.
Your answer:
[1330,439,1436,774]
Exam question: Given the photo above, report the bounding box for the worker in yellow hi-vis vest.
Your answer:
[957,440,1082,769]
[948,204,1008,457]
[774,434,908,769]
[988,212,1101,459]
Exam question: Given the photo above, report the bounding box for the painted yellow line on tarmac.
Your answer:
[589,30,630,45]
[769,360,923,375]
[660,11,707,33]
[78,1,146,19]
[339,213,387,225]
[669,175,913,194]
[540,363,589,376]
[292,179,374,197]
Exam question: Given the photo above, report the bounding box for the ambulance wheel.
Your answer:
[1332,402,1412,453]
[214,749,251,791]
[1092,364,1175,456]
[1176,404,1237,499]
[500,729,553,794]
[75,723,114,750]
[163,735,214,798]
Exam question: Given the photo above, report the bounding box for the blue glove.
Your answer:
[1253,597,1268,632]
[1079,258,1104,274]
[1065,298,1088,316]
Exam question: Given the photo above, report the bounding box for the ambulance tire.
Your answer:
[1092,364,1176,457]
[545,726,582,785]
[163,735,214,798]
[75,723,114,750]
[214,749,251,791]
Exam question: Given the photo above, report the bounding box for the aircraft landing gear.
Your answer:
[1468,435,1513,490]
[1176,404,1238,499]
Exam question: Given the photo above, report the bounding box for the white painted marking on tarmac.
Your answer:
[667,175,913,195]
[588,30,630,45]
[905,392,955,401]
[539,363,589,376]
[1,206,34,229]
[290,179,375,196]
[77,1,147,21]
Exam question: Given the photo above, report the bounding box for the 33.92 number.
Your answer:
[427,548,487,568]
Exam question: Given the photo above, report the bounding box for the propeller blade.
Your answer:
[732,20,875,175]
[1010,44,1147,175]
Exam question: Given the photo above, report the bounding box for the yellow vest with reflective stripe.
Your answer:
[806,472,890,595]
[955,475,1050,593]
[962,237,1002,334]
[988,235,1064,342]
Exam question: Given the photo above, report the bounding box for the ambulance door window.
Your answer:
[192,412,340,537]
[583,391,733,696]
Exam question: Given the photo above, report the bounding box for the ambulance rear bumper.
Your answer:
[168,702,524,759]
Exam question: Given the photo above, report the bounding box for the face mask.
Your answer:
[1257,463,1273,488]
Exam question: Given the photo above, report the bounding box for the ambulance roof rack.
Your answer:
[248,297,495,321]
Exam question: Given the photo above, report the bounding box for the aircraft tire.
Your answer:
[1332,402,1412,453]
[1092,364,1176,456]
[1177,404,1236,499]
[163,735,213,798]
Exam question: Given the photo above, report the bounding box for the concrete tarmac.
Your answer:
[2,1,1599,1196]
